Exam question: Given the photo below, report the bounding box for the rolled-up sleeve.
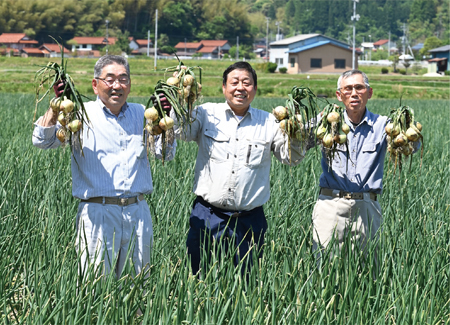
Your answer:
[32,118,62,150]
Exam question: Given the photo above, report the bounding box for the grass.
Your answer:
[0,92,449,324]
[0,56,449,99]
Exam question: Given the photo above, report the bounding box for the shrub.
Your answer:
[267,62,277,73]
[398,69,406,75]
[445,70,450,76]
[381,67,389,74]
[279,67,287,74]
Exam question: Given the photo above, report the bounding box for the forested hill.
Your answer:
[0,0,448,48]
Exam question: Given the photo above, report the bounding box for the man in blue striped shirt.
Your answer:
[32,55,175,278]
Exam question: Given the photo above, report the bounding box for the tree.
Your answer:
[420,36,443,57]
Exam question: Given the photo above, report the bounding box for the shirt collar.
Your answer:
[224,101,254,119]
[96,97,128,117]
[344,107,374,127]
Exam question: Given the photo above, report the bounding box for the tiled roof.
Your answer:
[373,39,388,46]
[174,42,202,49]
[136,39,151,46]
[0,33,37,44]
[197,46,217,53]
[201,40,228,47]
[71,37,117,45]
[21,47,44,54]
[40,43,71,53]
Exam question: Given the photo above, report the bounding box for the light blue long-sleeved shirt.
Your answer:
[32,98,176,199]
[318,108,388,194]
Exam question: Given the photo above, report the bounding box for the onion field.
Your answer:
[0,94,449,324]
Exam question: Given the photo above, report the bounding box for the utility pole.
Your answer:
[147,30,150,57]
[388,31,390,59]
[351,0,359,69]
[266,17,270,62]
[275,21,281,41]
[236,36,239,60]
[105,20,110,54]
[154,9,158,70]
[184,38,187,57]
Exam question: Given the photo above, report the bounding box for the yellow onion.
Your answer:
[385,123,393,135]
[144,106,159,122]
[316,125,327,139]
[341,122,350,134]
[195,82,202,93]
[322,133,333,148]
[391,124,401,137]
[188,92,197,104]
[183,87,191,99]
[57,112,68,126]
[183,74,194,87]
[56,128,67,142]
[159,116,174,131]
[272,106,288,121]
[405,127,419,142]
[393,133,408,147]
[402,144,413,156]
[60,98,74,114]
[146,123,163,135]
[414,121,422,132]
[166,77,179,86]
[68,119,82,133]
[50,97,61,112]
[327,111,340,123]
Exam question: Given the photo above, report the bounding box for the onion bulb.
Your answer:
[56,128,67,142]
[183,75,194,87]
[327,112,340,123]
[385,123,394,135]
[341,123,350,134]
[58,112,68,126]
[322,133,333,148]
[414,121,422,132]
[405,127,419,142]
[393,133,408,147]
[166,77,179,86]
[272,106,288,121]
[159,116,174,131]
[60,98,74,114]
[50,97,61,112]
[144,106,159,122]
[316,125,327,139]
[68,119,82,133]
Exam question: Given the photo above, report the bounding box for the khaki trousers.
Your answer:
[312,193,382,265]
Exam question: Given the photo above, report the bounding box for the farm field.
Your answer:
[0,91,449,323]
[0,56,449,99]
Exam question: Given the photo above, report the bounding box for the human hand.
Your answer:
[53,81,66,98]
[151,93,172,115]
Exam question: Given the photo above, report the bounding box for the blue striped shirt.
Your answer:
[32,98,175,199]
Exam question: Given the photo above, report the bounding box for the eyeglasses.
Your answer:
[97,76,130,87]
[338,84,368,95]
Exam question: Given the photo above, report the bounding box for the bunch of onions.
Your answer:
[317,103,351,163]
[34,37,89,149]
[273,86,319,144]
[385,105,424,172]
[144,58,202,164]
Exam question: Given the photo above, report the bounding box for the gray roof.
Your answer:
[270,34,319,46]
[429,45,450,52]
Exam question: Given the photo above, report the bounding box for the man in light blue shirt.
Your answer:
[313,70,391,267]
[32,55,175,278]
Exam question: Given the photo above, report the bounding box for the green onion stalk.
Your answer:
[144,58,202,164]
[33,37,89,153]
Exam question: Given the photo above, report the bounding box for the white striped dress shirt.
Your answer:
[32,98,175,199]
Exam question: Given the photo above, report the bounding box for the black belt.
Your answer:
[320,188,377,201]
[196,196,263,218]
[81,194,144,206]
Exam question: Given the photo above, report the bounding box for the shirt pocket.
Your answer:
[204,129,230,163]
[360,141,379,168]
[245,139,269,168]
[332,144,348,169]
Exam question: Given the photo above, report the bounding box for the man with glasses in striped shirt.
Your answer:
[32,55,175,278]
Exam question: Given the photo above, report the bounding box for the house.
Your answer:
[428,45,450,73]
[373,39,389,50]
[69,36,117,55]
[0,33,38,56]
[39,43,71,58]
[270,34,357,74]
[129,38,153,55]
[174,40,230,58]
[20,47,45,58]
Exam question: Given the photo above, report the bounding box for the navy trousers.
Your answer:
[186,196,268,276]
